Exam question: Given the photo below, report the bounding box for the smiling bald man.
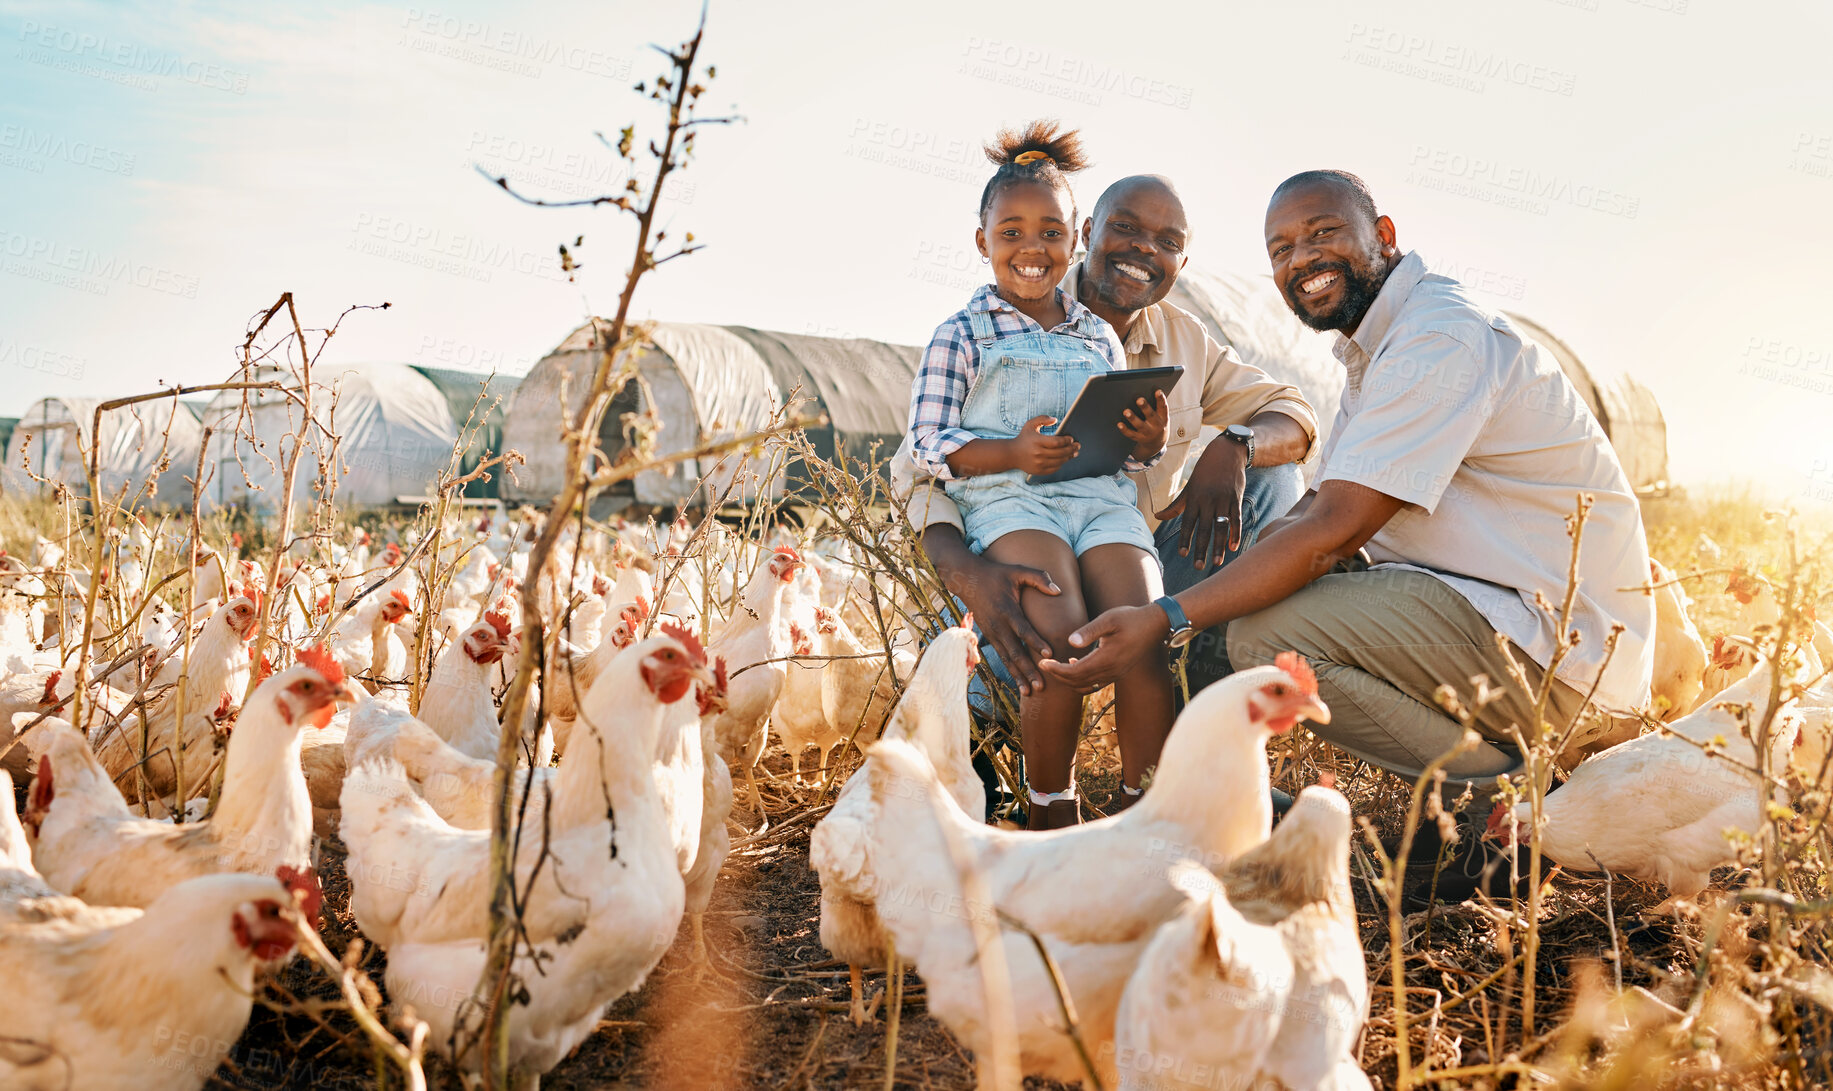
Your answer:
[1044,170,1655,897]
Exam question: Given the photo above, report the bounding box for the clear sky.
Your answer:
[2,0,1829,500]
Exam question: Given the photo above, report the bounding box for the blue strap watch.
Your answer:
[1154,595,1197,648]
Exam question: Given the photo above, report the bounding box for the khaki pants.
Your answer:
[1224,568,1593,799]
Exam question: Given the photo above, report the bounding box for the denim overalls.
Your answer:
[947,304,1157,557]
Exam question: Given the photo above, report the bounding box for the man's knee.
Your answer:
[1224,601,1298,672]
[1241,462,1304,536]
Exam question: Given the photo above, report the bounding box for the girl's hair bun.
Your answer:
[983,120,1089,173]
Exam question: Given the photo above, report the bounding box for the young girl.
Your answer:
[907,121,1175,830]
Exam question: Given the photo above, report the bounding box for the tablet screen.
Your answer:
[1028,365,1185,485]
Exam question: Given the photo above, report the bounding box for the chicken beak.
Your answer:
[333,679,364,705]
[1298,693,1330,726]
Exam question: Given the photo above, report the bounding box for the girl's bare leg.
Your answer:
[983,530,1086,829]
[1079,542,1174,794]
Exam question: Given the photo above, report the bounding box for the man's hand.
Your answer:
[1010,415,1079,477]
[1155,437,1249,571]
[1038,603,1170,694]
[921,524,1061,696]
[1118,390,1169,463]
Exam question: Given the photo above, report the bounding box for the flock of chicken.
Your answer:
[0,508,1819,1091]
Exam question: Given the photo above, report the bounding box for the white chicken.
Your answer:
[547,595,649,757]
[811,622,983,1023]
[1,863,310,1091]
[417,612,511,760]
[339,628,707,1083]
[1113,784,1368,1091]
[26,649,361,907]
[819,606,911,756]
[94,590,260,801]
[683,657,733,973]
[329,588,413,685]
[1493,660,1803,902]
[771,613,829,784]
[862,654,1329,1083]
[710,545,803,811]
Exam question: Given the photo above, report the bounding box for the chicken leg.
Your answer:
[684,910,731,983]
[849,963,866,1025]
[742,760,765,815]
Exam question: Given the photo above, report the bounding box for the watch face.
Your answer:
[1168,627,1197,649]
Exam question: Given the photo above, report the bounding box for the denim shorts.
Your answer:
[960,485,1156,557]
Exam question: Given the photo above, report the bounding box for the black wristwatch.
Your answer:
[1154,595,1197,649]
[1222,424,1255,468]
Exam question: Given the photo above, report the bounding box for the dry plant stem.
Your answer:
[1520,496,1593,1041]
[881,944,902,1091]
[475,17,732,1086]
[290,922,429,1091]
[1360,731,1479,1090]
[998,908,1106,1091]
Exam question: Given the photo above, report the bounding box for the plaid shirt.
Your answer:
[907,284,1151,480]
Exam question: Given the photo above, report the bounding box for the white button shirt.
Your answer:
[1316,251,1655,714]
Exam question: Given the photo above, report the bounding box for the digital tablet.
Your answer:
[1027,365,1186,485]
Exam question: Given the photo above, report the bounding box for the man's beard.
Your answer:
[1283,246,1389,333]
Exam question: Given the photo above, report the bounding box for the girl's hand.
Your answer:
[1012,415,1079,476]
[1119,390,1169,461]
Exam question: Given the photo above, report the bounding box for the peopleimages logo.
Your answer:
[1406,145,1640,219]
[0,230,201,299]
[0,124,136,176]
[14,20,251,94]
[957,37,1194,110]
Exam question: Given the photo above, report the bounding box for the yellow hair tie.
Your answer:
[1013,149,1052,166]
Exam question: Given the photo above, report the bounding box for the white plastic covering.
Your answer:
[2,395,206,508]
[504,323,794,507]
[202,363,460,511]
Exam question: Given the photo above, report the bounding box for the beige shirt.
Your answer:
[1315,251,1654,714]
[893,262,1320,533]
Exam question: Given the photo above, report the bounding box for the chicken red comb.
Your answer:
[1484,800,1517,846]
[773,545,802,562]
[390,588,411,611]
[276,865,323,930]
[484,610,512,641]
[592,574,610,597]
[40,671,60,705]
[659,620,706,665]
[257,654,275,684]
[714,655,729,695]
[634,594,651,620]
[1317,770,1337,790]
[296,643,345,686]
[27,754,53,826]
[1274,651,1317,696]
